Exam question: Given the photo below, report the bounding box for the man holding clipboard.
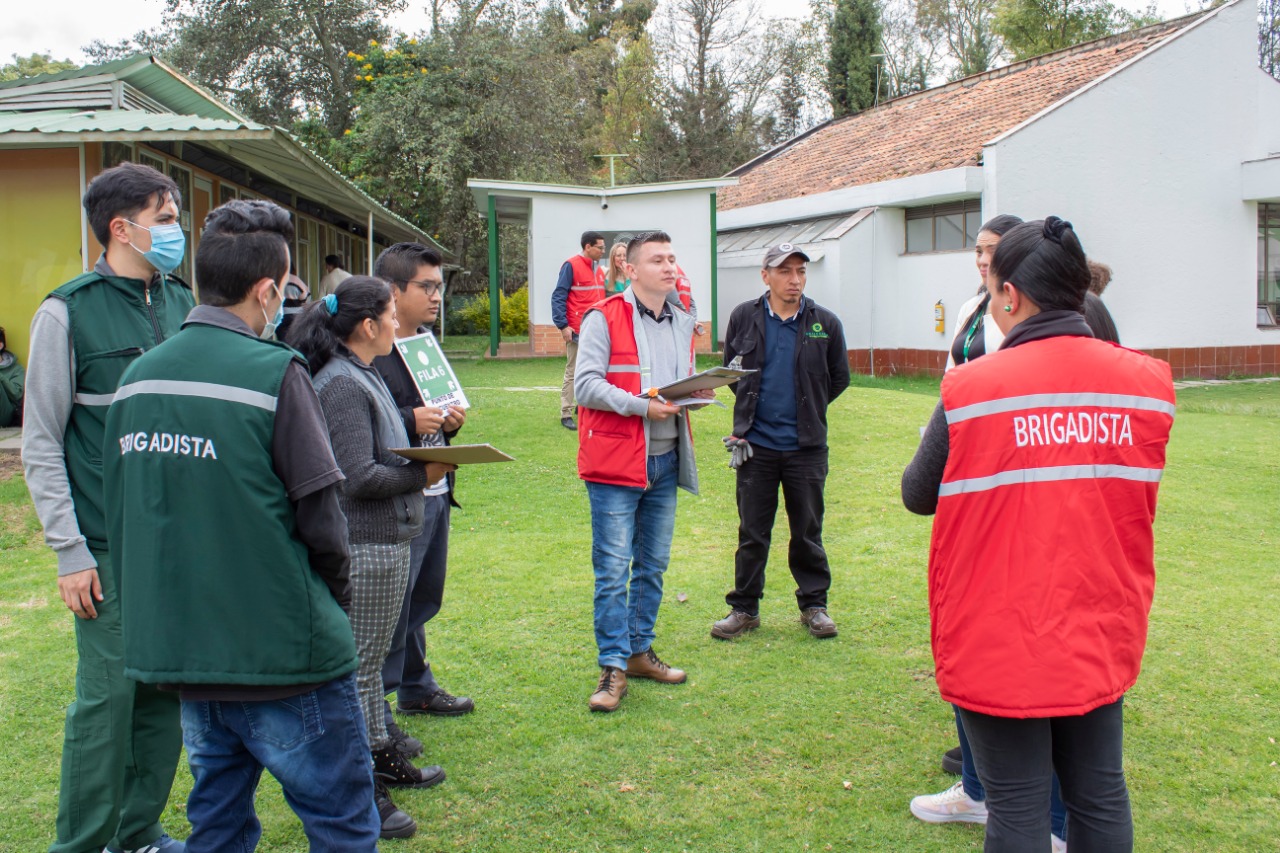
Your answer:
[574,231,714,713]
[371,244,475,759]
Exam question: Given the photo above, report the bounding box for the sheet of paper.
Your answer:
[395,331,470,410]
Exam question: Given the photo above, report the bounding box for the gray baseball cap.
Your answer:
[763,242,811,269]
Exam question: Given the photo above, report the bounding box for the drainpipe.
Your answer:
[367,212,374,273]
[710,192,718,350]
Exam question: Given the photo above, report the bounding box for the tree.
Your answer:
[566,0,657,42]
[917,0,1002,80]
[87,0,402,135]
[880,0,939,96]
[827,0,885,116]
[0,53,77,81]
[1262,0,1280,79]
[993,0,1156,61]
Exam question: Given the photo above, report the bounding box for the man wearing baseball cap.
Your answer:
[712,243,849,641]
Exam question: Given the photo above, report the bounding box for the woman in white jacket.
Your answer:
[945,215,1023,371]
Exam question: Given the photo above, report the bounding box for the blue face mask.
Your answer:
[126,220,186,275]
[260,282,285,341]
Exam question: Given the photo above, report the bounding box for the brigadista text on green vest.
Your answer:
[52,271,194,553]
[104,322,358,686]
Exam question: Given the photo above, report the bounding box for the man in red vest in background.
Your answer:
[552,231,606,430]
[674,266,707,338]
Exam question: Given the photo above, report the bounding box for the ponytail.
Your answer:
[286,275,393,374]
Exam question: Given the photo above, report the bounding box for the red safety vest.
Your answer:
[931,335,1175,718]
[565,254,607,334]
[578,294,695,488]
[675,266,693,314]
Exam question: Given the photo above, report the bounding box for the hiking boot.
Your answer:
[561,417,578,430]
[588,666,627,712]
[800,606,838,638]
[387,719,423,759]
[626,648,687,684]
[372,745,447,790]
[710,609,760,640]
[942,745,963,775]
[398,689,475,717]
[375,778,417,839]
[104,836,186,853]
[909,780,988,824]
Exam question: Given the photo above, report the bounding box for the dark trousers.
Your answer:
[726,444,830,615]
[382,494,450,723]
[958,698,1132,853]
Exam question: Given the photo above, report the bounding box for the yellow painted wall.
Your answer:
[0,147,84,364]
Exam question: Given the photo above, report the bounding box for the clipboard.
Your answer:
[392,444,515,464]
[639,366,755,400]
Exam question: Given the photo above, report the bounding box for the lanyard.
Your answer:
[961,295,990,363]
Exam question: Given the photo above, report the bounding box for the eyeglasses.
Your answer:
[405,279,445,297]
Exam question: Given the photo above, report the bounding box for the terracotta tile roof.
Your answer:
[719,13,1208,211]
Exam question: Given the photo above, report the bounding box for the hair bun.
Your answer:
[1043,216,1072,244]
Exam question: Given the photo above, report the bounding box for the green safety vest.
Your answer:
[51,270,194,553]
[103,322,358,686]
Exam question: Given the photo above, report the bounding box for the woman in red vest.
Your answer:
[901,217,1175,852]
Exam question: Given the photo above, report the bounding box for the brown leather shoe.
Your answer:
[589,666,627,712]
[800,606,838,638]
[626,648,687,684]
[711,609,761,640]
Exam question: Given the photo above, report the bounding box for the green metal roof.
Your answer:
[0,54,245,122]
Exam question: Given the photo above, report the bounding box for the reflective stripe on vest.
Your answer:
[114,379,278,412]
[946,392,1177,425]
[73,392,118,406]
[938,463,1164,498]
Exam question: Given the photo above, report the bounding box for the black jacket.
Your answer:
[723,294,850,449]
[372,335,461,508]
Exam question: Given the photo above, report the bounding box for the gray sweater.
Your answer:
[313,352,427,544]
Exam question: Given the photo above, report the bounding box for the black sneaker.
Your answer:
[375,778,417,839]
[387,719,423,759]
[398,689,475,717]
[372,745,447,790]
[942,745,963,776]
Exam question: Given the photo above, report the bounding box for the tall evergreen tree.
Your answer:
[827,0,885,117]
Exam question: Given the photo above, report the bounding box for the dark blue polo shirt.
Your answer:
[746,301,800,451]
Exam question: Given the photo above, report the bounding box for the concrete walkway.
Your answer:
[0,427,19,452]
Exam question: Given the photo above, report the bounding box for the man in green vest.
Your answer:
[23,162,191,853]
[102,198,383,849]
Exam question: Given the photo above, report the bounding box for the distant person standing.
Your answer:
[574,231,711,712]
[712,243,849,641]
[319,254,352,297]
[0,326,23,426]
[23,161,190,853]
[552,231,606,430]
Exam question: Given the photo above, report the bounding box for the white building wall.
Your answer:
[987,0,1271,349]
[527,189,715,328]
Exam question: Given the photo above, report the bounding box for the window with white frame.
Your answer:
[1260,203,1280,328]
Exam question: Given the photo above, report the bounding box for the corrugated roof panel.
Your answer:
[0,110,267,135]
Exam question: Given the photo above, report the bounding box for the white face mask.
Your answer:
[259,282,285,340]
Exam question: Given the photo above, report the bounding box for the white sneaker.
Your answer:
[909,780,989,824]
[1052,834,1067,853]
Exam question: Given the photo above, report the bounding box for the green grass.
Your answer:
[1,365,1278,851]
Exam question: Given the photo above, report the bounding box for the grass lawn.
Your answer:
[0,363,1276,852]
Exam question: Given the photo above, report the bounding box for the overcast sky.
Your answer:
[3,0,1201,69]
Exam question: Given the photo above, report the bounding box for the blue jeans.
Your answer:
[586,450,679,670]
[957,705,1067,839]
[180,673,380,853]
